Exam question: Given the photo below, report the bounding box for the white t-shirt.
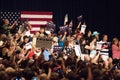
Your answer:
[99,41,109,56]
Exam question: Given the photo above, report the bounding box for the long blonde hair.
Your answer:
[112,37,119,45]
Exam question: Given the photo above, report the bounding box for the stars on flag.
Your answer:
[0,11,21,25]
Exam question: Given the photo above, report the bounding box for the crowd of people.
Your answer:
[0,18,120,80]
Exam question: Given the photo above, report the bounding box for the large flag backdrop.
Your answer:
[0,11,53,34]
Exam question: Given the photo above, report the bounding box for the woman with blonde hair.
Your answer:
[112,37,120,59]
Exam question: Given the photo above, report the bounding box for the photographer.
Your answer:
[0,19,17,36]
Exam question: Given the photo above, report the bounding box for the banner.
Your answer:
[36,37,52,49]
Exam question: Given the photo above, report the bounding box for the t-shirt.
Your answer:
[28,50,34,59]
[58,36,66,49]
[99,41,109,56]
[112,44,120,59]
[85,36,92,45]
[64,46,74,55]
[0,25,10,34]
[80,43,89,54]
[43,50,51,61]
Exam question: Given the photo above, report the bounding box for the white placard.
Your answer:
[74,45,82,56]
[25,42,32,50]
[81,25,86,33]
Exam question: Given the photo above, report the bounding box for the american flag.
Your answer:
[0,11,53,34]
[0,12,21,25]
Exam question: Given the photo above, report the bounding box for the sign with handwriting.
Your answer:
[36,37,52,49]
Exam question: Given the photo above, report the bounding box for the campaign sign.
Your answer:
[36,37,52,49]
[80,24,86,34]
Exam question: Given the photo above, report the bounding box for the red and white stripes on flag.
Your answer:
[21,11,53,34]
